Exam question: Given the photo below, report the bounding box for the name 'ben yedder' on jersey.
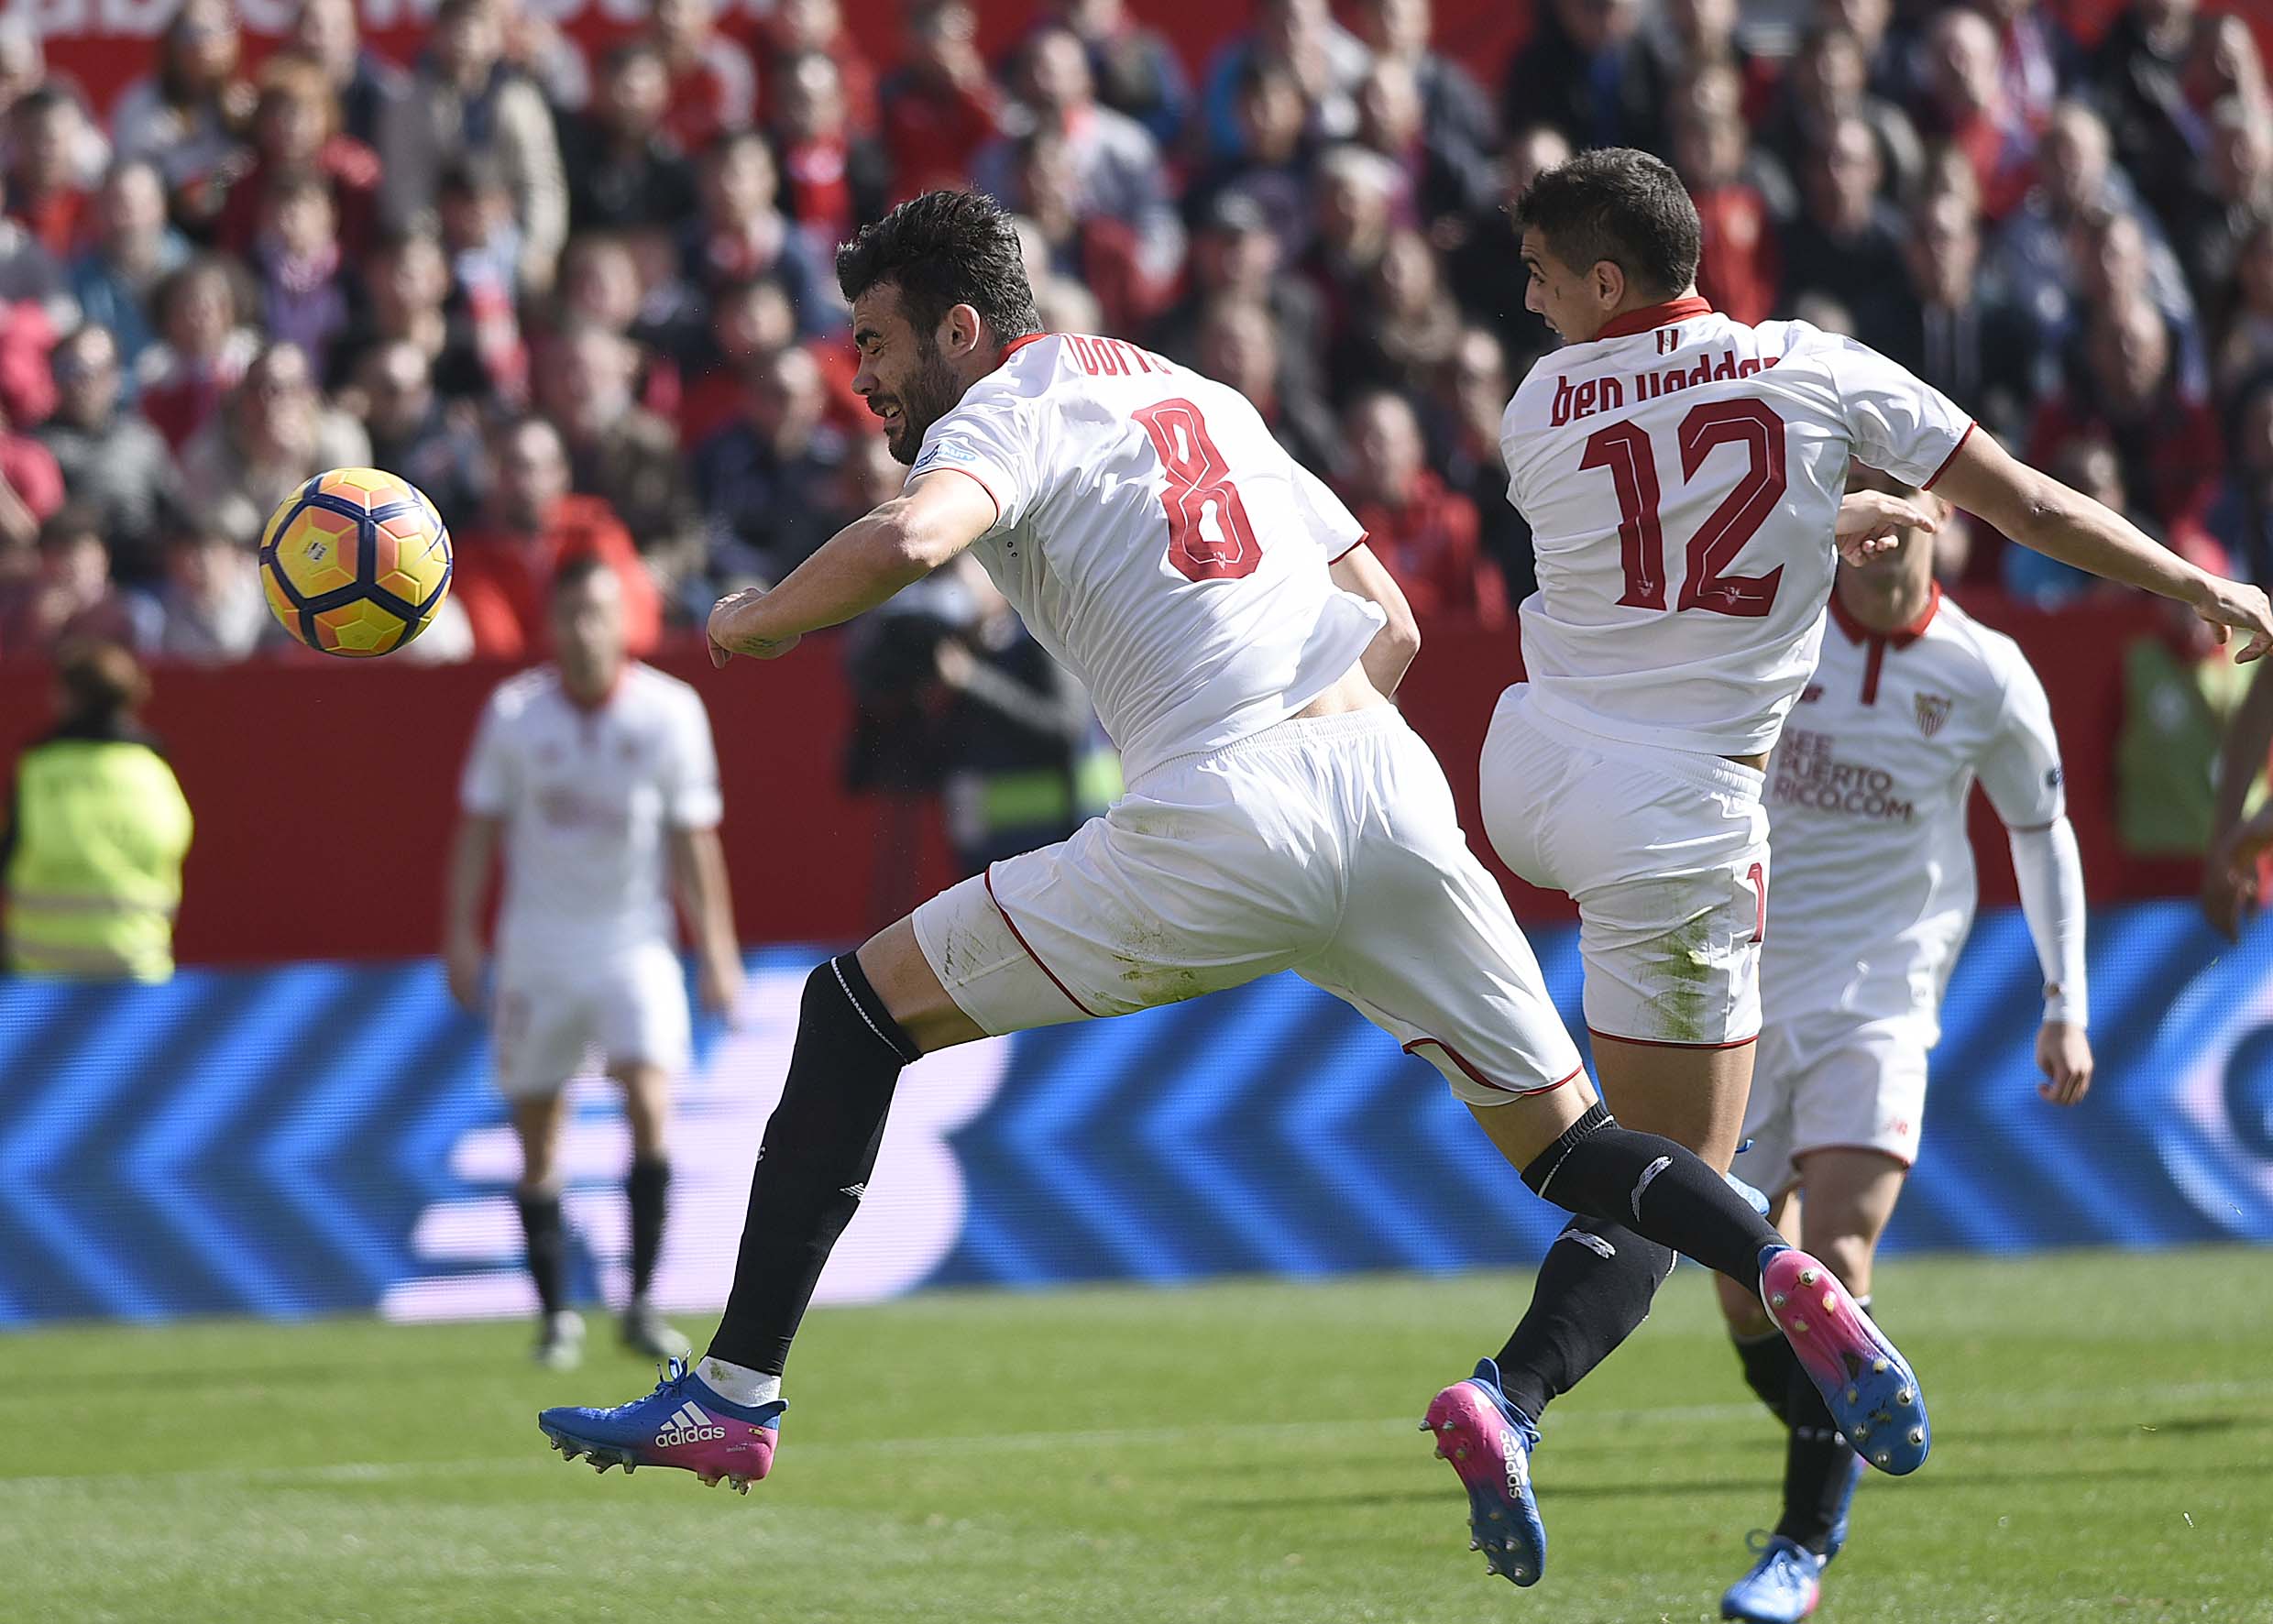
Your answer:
[1501,298,1975,757]
[904,333,1386,784]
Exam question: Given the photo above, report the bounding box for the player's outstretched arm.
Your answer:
[442,815,501,1012]
[1328,543,1422,696]
[707,470,999,667]
[1929,430,2273,661]
[669,825,744,1016]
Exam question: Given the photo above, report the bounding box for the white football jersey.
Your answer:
[459,664,723,968]
[906,333,1385,783]
[1760,587,2065,1036]
[1501,299,1976,757]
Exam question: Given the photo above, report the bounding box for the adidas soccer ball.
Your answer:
[259,467,454,657]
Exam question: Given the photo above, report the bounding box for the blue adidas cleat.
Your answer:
[1760,1245,1929,1475]
[1722,1532,1825,1621]
[539,1356,785,1493]
[1421,1357,1547,1586]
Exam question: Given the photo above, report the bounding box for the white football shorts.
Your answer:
[1479,686,1769,1048]
[491,938,692,1098]
[1732,1009,1931,1193]
[912,707,1585,1106]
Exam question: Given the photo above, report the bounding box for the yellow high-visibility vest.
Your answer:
[4,738,192,982]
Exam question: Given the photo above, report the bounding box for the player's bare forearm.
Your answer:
[442,817,500,949]
[1329,544,1422,695]
[708,471,998,665]
[2213,664,2273,841]
[1930,429,2273,658]
[671,826,739,960]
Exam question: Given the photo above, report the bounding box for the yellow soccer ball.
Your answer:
[258,467,454,657]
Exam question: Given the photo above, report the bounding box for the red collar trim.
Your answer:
[1592,295,1715,343]
[1829,580,1940,647]
[998,332,1049,368]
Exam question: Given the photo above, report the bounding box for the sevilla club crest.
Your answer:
[1915,693,1953,738]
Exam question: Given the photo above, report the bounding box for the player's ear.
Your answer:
[1590,258,1626,312]
[941,302,985,359]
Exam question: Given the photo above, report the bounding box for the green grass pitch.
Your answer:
[6,1248,2270,1623]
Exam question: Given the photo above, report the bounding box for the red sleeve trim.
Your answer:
[1921,421,1977,491]
[1587,1026,1761,1051]
[1329,532,1371,565]
[1404,1038,1585,1097]
[983,866,1100,1018]
[920,464,1003,523]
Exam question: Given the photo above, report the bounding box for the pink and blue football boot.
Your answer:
[1421,1357,1547,1586]
[539,1357,785,1494]
[1760,1245,1928,1476]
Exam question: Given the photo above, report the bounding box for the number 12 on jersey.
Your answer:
[1136,398,1261,582]
[1579,401,1789,618]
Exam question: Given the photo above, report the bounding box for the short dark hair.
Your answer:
[835,190,1040,347]
[1512,148,1702,302]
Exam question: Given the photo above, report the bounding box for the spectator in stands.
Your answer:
[1915,6,2037,222]
[136,252,259,453]
[1501,0,1667,158]
[1355,54,1489,229]
[1646,0,1775,118]
[252,171,351,366]
[880,1,1001,202]
[533,321,705,605]
[1331,225,1462,399]
[0,638,191,982]
[154,520,273,662]
[1672,93,1782,329]
[1300,144,1400,350]
[1350,0,1496,202]
[1200,0,1371,162]
[109,0,253,207]
[180,341,368,549]
[1879,188,2042,444]
[564,39,698,236]
[1760,25,1923,207]
[1783,114,1914,355]
[695,344,851,586]
[1336,389,1501,626]
[770,49,891,251]
[1444,124,1570,376]
[2216,219,2273,400]
[1974,0,2076,139]
[330,225,496,404]
[5,87,92,258]
[69,160,185,383]
[213,52,381,262]
[1195,295,1337,474]
[684,129,835,331]
[646,0,755,156]
[1184,57,1318,263]
[2179,98,2273,331]
[378,0,566,298]
[2069,203,2206,390]
[0,508,159,658]
[451,413,662,660]
[2092,0,2202,216]
[1043,0,1189,150]
[0,396,62,558]
[2031,294,2223,533]
[1010,127,1161,336]
[1151,190,1327,404]
[977,26,1182,291]
[353,339,478,522]
[0,22,109,190]
[288,5,401,152]
[752,0,879,135]
[1426,324,1536,602]
[2208,375,2273,585]
[0,209,70,332]
[35,324,181,585]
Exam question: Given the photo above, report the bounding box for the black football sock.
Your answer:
[626,1155,670,1300]
[1521,1103,1784,1282]
[706,953,919,1376]
[516,1188,566,1317]
[1732,1324,1798,1422]
[1493,1215,1675,1421]
[1777,1295,1869,1553]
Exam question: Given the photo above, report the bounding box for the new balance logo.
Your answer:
[654,1401,727,1447]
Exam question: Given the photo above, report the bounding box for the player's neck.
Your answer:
[560,664,624,709]
[1836,569,1936,636]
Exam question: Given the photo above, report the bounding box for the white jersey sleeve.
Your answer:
[1291,457,1369,562]
[1822,335,1978,490]
[909,390,1044,533]
[661,688,725,830]
[459,687,519,817]
[1974,647,2066,830]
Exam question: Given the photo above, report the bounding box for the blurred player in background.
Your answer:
[1461,148,2270,1586]
[444,554,742,1370]
[535,193,1926,1586]
[1714,476,2092,1623]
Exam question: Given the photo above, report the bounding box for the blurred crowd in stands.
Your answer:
[0,0,2269,671]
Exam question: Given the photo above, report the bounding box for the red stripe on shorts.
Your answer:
[1404,1038,1584,1097]
[983,866,1101,1018]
